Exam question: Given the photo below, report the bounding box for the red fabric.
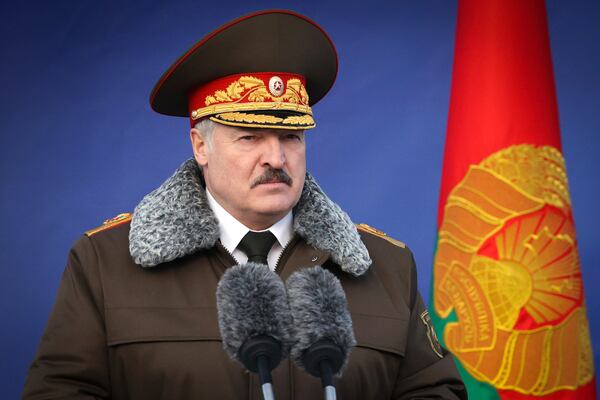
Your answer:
[438,0,561,226]
[498,378,597,400]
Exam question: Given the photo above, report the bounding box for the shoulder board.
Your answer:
[356,223,406,249]
[85,212,133,237]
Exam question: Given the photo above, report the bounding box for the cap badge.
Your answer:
[269,76,284,97]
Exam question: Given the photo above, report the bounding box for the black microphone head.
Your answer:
[286,266,356,377]
[216,262,292,371]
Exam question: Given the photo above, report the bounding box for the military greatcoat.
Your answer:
[23,159,466,400]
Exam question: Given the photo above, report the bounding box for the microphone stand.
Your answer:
[240,335,282,400]
[302,341,344,400]
[319,359,337,400]
[257,355,275,400]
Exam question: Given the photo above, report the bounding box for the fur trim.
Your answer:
[294,175,371,276]
[129,160,220,266]
[129,159,372,275]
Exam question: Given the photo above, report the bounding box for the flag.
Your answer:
[430,1,596,399]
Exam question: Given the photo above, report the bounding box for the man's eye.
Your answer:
[239,135,256,141]
[285,133,302,141]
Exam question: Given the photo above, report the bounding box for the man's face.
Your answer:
[192,123,306,230]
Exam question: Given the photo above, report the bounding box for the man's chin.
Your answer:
[249,194,298,216]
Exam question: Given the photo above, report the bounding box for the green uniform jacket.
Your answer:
[23,159,466,400]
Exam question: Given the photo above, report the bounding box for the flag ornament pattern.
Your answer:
[434,144,594,395]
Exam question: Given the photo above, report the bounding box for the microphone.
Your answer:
[286,266,356,400]
[216,263,292,400]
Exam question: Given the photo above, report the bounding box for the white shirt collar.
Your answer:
[268,210,294,249]
[205,188,293,254]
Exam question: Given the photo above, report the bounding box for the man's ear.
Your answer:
[190,128,209,166]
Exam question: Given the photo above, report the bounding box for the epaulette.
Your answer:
[356,223,406,249]
[85,213,133,237]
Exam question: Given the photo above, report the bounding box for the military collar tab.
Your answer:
[129,159,372,276]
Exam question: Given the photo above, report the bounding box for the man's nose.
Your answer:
[260,136,286,168]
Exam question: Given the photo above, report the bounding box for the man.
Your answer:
[23,10,466,400]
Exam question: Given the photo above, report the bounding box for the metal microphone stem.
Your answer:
[320,359,337,400]
[261,383,275,400]
[324,385,337,400]
[257,355,276,400]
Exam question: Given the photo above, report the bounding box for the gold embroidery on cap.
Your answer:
[215,112,315,127]
[205,76,263,105]
[217,112,283,124]
[192,76,312,121]
[205,76,309,107]
[210,117,315,131]
[282,115,315,125]
[193,102,312,121]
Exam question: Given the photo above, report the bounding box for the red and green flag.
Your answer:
[430,1,596,399]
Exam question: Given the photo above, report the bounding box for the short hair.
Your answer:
[194,118,217,151]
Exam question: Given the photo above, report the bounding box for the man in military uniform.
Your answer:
[23,10,466,399]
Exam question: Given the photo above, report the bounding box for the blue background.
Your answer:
[1,1,598,397]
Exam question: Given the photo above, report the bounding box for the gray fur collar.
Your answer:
[129,159,372,276]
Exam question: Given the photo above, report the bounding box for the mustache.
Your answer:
[251,168,293,188]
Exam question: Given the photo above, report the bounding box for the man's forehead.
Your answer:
[216,124,306,137]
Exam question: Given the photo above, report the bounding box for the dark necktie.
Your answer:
[237,231,277,265]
